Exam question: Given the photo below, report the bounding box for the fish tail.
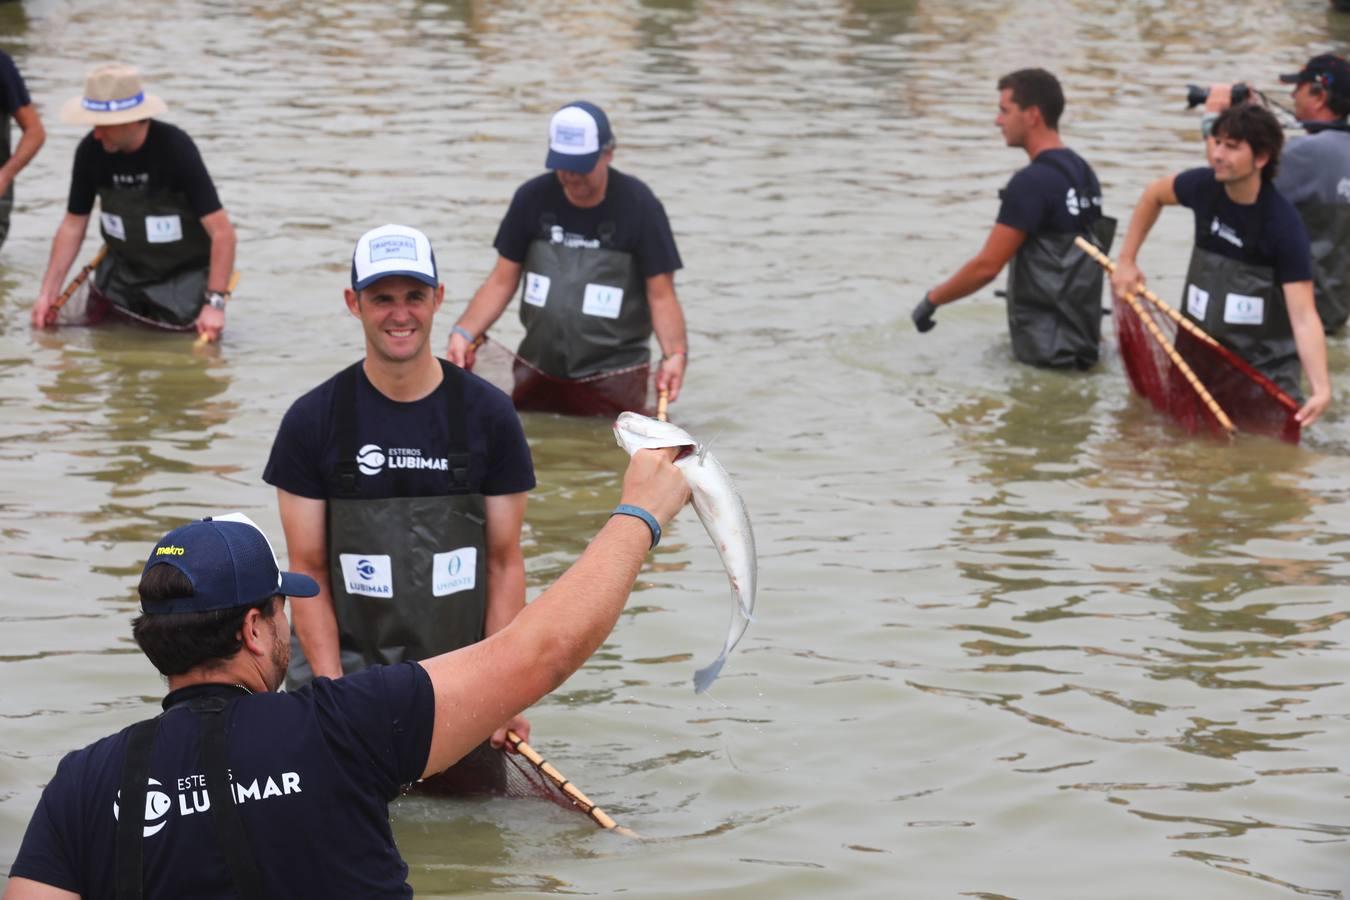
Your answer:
[693,655,728,693]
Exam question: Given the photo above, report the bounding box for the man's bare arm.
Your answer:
[446,256,522,366]
[32,213,91,327]
[1285,280,1332,425]
[276,489,343,680]
[647,272,688,401]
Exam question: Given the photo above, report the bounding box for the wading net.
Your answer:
[410,743,584,815]
[467,336,657,418]
[1113,291,1301,444]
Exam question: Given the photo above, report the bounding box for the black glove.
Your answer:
[911,294,937,333]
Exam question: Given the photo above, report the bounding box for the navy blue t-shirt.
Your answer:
[68,120,223,218]
[1173,167,1312,284]
[8,663,435,898]
[493,168,683,279]
[996,148,1104,235]
[0,50,32,118]
[264,362,535,500]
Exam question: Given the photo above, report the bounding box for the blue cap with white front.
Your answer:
[350,224,439,292]
[140,513,319,615]
[545,101,614,174]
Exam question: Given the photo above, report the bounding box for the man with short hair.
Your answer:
[0,49,45,252]
[30,63,236,341]
[445,101,689,416]
[913,68,1115,369]
[264,225,536,763]
[1111,104,1331,425]
[4,457,688,897]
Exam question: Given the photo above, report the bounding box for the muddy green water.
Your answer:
[2,1,1350,897]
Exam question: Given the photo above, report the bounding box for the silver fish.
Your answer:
[613,412,757,692]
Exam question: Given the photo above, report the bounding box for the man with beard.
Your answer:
[5,448,688,897]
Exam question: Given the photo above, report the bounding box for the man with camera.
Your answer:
[1199,54,1350,333]
[912,68,1115,370]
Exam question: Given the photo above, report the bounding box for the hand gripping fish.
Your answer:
[613,412,757,693]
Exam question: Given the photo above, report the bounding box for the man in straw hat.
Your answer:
[5,455,687,896]
[30,63,236,340]
[0,49,45,253]
[445,101,689,416]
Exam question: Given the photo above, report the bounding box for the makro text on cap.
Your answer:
[350,224,438,292]
[545,102,613,174]
[141,512,320,615]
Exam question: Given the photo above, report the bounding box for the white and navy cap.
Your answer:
[545,101,614,174]
[350,224,438,292]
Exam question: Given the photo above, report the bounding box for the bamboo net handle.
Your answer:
[656,388,669,422]
[48,244,108,318]
[1121,288,1236,436]
[505,730,640,838]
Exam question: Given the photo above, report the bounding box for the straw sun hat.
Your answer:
[60,63,167,126]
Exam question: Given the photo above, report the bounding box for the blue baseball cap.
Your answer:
[545,102,613,174]
[350,224,438,292]
[140,513,319,615]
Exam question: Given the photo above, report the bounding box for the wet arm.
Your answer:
[2,877,79,899]
[927,224,1025,305]
[647,272,687,401]
[1285,280,1331,424]
[447,256,521,364]
[1111,175,1178,299]
[276,489,343,679]
[200,209,237,295]
[32,213,90,325]
[483,491,528,637]
[0,104,44,192]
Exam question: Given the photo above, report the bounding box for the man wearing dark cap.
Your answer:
[912,69,1115,369]
[445,101,689,416]
[0,49,45,253]
[264,225,535,773]
[5,453,688,897]
[30,63,236,341]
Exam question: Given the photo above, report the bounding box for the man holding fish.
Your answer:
[263,225,536,779]
[30,63,236,342]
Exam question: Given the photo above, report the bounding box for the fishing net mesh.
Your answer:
[1113,292,1300,444]
[468,336,657,418]
[410,742,586,816]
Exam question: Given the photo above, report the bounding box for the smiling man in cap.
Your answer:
[30,63,236,341]
[263,225,535,789]
[446,101,689,417]
[6,451,689,896]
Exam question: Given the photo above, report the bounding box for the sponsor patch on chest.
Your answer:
[339,553,394,597]
[432,547,478,597]
[1187,284,1210,320]
[1223,292,1265,326]
[145,214,184,243]
[582,283,624,319]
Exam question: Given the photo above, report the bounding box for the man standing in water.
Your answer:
[30,63,236,341]
[1111,104,1331,425]
[445,102,689,415]
[0,49,45,253]
[265,225,536,763]
[913,68,1115,370]
[5,452,687,896]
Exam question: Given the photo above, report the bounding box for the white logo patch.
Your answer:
[145,214,183,244]
[113,778,173,837]
[1339,177,1350,203]
[339,553,394,597]
[1223,292,1264,325]
[582,283,624,319]
[1187,284,1210,320]
[356,444,386,476]
[1209,217,1243,248]
[101,212,127,241]
[524,272,550,307]
[432,547,478,597]
[369,234,417,262]
[1065,187,1080,216]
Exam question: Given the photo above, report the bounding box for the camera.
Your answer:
[1186,82,1251,110]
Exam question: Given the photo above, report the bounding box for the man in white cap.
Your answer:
[0,49,45,253]
[263,225,536,784]
[6,448,688,896]
[30,63,236,341]
[446,101,689,417]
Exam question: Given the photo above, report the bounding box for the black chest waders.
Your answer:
[93,185,211,327]
[116,690,270,900]
[1004,154,1118,369]
[1180,245,1301,400]
[516,216,651,379]
[1295,199,1350,333]
[285,361,489,691]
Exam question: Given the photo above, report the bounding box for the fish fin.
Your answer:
[693,654,728,693]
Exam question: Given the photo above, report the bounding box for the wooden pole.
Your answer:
[656,389,669,422]
[1074,236,1299,414]
[505,730,640,838]
[46,245,108,324]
